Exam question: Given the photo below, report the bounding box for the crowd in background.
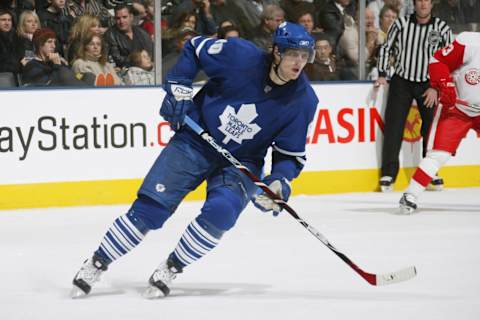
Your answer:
[0,0,479,87]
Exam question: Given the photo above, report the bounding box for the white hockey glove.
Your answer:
[253,174,291,216]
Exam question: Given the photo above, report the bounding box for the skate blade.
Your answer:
[380,185,393,192]
[426,184,443,191]
[397,206,416,215]
[142,285,167,299]
[70,286,87,299]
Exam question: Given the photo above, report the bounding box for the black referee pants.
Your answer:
[381,75,434,181]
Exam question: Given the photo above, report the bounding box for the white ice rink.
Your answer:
[1,188,480,320]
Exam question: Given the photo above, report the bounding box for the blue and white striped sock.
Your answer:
[171,219,221,268]
[96,214,146,263]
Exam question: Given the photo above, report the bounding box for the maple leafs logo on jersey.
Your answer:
[218,104,261,144]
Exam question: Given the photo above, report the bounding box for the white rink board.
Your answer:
[1,84,479,185]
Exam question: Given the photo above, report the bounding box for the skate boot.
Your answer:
[427,176,444,191]
[379,176,394,192]
[143,258,182,299]
[399,193,418,215]
[71,255,109,298]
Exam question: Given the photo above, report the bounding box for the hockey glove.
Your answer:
[434,77,457,109]
[253,174,291,216]
[161,80,194,131]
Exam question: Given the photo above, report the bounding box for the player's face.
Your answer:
[279,48,310,80]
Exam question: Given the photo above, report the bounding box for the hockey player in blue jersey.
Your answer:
[71,22,319,299]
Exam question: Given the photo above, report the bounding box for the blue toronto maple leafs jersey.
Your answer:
[166,36,319,180]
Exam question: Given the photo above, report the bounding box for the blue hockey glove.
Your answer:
[161,80,194,131]
[253,174,291,216]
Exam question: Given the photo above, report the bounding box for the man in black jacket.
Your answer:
[0,9,22,77]
[104,5,153,69]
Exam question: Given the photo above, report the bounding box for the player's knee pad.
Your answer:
[198,188,244,234]
[127,195,171,231]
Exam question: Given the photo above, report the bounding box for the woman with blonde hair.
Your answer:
[72,31,122,86]
[67,14,105,63]
[16,10,40,65]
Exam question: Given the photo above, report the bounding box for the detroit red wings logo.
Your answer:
[465,68,480,85]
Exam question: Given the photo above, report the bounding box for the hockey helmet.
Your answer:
[273,22,315,63]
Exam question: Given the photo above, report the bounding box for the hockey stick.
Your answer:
[456,99,480,112]
[184,116,417,286]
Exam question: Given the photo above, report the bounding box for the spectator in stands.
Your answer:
[38,0,73,58]
[162,26,198,82]
[209,0,261,39]
[67,14,104,64]
[217,24,240,38]
[139,0,155,39]
[162,26,207,83]
[368,0,413,28]
[123,49,155,85]
[377,5,398,45]
[0,9,22,75]
[251,4,284,52]
[432,0,465,33]
[280,0,316,24]
[169,0,218,37]
[104,5,153,68]
[67,0,113,28]
[22,27,93,86]
[319,0,350,49]
[338,7,378,73]
[304,33,348,81]
[72,31,123,86]
[16,10,39,65]
[296,10,322,34]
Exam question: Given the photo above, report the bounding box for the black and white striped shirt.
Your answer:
[377,14,453,82]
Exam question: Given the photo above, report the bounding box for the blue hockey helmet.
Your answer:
[273,22,315,63]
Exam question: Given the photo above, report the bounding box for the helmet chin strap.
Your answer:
[271,55,289,84]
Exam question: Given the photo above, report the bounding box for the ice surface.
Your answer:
[1,188,479,320]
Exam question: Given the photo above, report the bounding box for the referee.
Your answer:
[375,0,453,192]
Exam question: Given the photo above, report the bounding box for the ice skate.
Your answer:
[427,176,444,191]
[71,255,108,298]
[398,193,418,215]
[143,259,181,299]
[379,176,394,192]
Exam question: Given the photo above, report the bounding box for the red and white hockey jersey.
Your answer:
[429,32,480,117]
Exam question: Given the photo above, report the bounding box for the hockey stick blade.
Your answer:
[184,116,417,286]
[374,266,417,286]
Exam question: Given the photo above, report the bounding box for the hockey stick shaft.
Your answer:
[184,116,415,286]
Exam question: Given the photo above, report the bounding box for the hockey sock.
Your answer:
[169,218,222,269]
[406,150,451,197]
[95,213,148,264]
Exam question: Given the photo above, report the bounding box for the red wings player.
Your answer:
[399,32,480,214]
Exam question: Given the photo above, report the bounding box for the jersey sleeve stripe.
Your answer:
[273,144,306,157]
[195,38,211,59]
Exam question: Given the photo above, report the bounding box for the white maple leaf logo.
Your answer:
[218,103,261,144]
